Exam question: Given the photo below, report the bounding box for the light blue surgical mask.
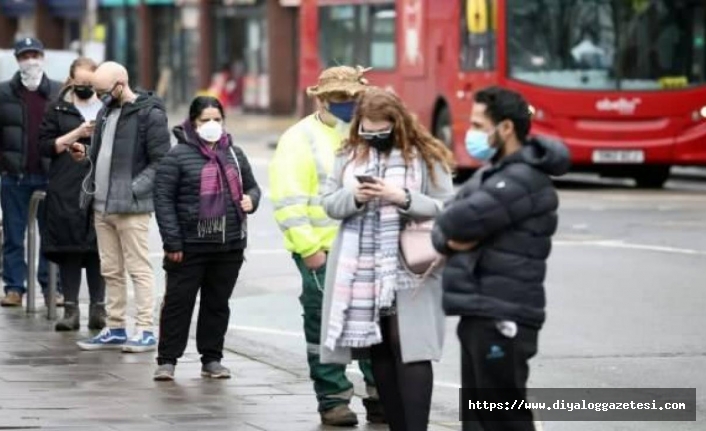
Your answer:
[465,129,497,162]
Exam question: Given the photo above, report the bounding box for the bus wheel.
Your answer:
[633,166,671,189]
[434,106,452,149]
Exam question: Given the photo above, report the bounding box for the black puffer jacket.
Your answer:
[79,92,171,214]
[433,137,571,328]
[38,89,99,260]
[0,72,62,175]
[154,125,261,253]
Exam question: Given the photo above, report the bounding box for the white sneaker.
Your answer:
[121,330,157,353]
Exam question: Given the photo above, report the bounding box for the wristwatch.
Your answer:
[401,188,412,210]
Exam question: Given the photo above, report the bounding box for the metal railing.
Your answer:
[27,190,59,320]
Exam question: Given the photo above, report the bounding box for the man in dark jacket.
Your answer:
[433,86,570,430]
[70,62,171,353]
[0,37,63,307]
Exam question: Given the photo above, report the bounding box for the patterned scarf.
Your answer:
[183,121,244,237]
[324,149,422,350]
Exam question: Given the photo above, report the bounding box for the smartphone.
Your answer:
[356,175,377,184]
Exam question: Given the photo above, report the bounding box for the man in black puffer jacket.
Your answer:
[0,38,63,307]
[433,86,570,430]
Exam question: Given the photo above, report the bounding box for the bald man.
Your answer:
[72,61,171,353]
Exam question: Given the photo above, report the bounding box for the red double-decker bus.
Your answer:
[298,0,706,187]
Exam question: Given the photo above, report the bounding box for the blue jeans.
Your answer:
[1,174,59,296]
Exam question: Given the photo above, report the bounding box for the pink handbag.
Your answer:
[399,219,443,279]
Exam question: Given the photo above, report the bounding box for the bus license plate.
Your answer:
[592,150,644,164]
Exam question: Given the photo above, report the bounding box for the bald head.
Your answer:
[93,61,127,89]
[93,61,134,105]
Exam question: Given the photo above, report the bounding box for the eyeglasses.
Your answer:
[358,123,392,140]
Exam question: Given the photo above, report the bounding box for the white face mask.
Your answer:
[18,58,44,91]
[196,120,224,143]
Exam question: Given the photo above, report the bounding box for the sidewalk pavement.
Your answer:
[0,306,456,430]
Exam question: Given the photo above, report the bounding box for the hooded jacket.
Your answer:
[433,137,571,328]
[80,92,171,214]
[0,72,62,175]
[153,125,261,253]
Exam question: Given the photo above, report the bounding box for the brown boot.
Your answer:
[1,291,23,307]
[320,404,358,427]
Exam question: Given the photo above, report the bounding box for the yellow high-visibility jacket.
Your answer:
[269,115,344,258]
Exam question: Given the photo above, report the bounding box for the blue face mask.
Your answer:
[328,101,356,123]
[465,129,498,162]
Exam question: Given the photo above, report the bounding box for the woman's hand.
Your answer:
[76,121,95,139]
[55,122,95,154]
[354,183,378,206]
[371,178,407,206]
[241,194,253,213]
[55,140,70,154]
[166,251,183,263]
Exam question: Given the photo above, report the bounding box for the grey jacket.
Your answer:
[319,154,455,364]
[80,92,171,214]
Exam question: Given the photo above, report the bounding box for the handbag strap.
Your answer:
[404,156,438,299]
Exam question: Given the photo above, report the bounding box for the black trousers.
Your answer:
[458,317,539,431]
[370,315,434,431]
[58,252,104,304]
[157,250,244,366]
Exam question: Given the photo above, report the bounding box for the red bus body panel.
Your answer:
[298,0,706,169]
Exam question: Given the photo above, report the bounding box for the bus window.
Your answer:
[506,0,706,91]
[319,1,397,70]
[460,0,497,71]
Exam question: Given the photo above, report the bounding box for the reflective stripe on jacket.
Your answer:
[269,115,343,257]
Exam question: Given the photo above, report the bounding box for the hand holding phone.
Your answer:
[355,175,377,184]
[354,175,382,205]
[77,121,95,139]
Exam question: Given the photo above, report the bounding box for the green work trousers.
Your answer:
[293,254,377,412]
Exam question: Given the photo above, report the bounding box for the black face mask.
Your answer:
[99,83,121,108]
[100,93,118,108]
[73,85,94,100]
[363,134,395,153]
